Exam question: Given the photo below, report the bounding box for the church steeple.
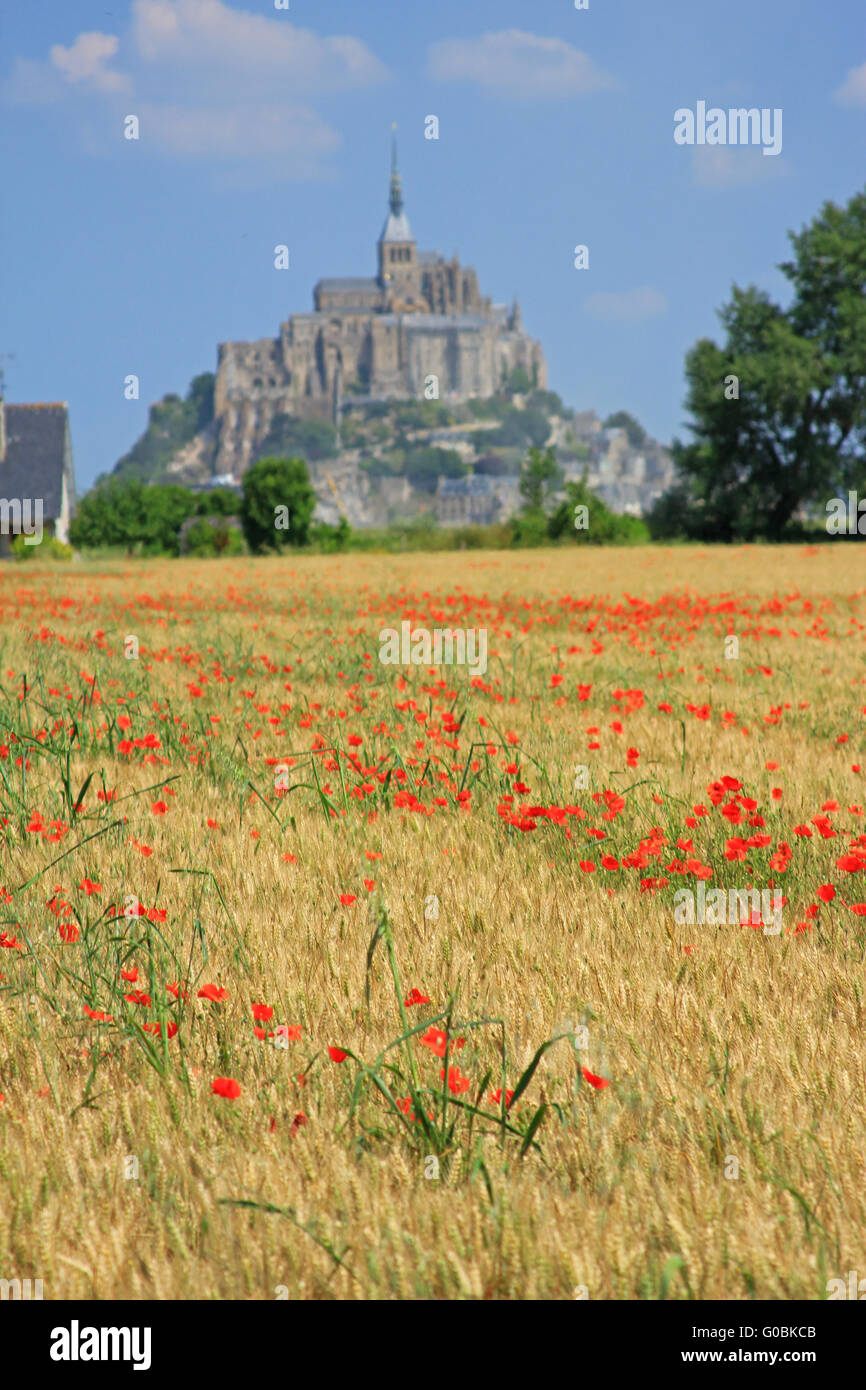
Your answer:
[389,125,404,217]
[378,122,419,300]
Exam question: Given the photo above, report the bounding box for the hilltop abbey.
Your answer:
[209,139,546,477]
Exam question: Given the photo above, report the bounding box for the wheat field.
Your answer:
[0,544,864,1300]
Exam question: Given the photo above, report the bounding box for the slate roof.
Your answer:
[438,476,501,497]
[0,404,72,518]
[379,211,413,243]
[316,278,381,293]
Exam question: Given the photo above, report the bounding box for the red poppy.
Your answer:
[198,984,228,1001]
[211,1077,241,1099]
[124,990,152,1007]
[327,1046,348,1062]
[581,1067,610,1091]
[404,987,431,1007]
[252,1003,273,1021]
[142,1020,178,1039]
[339,893,357,906]
[816,885,836,903]
[84,1005,113,1023]
[151,801,168,815]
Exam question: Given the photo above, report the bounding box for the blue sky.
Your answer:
[3,0,865,492]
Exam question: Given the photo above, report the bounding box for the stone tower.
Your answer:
[377,130,425,312]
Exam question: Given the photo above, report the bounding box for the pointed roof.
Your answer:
[379,125,413,244]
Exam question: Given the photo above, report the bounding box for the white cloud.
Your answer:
[50,32,131,94]
[583,288,667,322]
[691,145,790,189]
[1,0,388,176]
[132,0,388,92]
[139,100,339,168]
[428,29,617,99]
[833,61,866,107]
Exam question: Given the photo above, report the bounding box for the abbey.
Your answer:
[210,139,546,477]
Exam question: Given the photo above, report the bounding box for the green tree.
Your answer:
[673,186,866,540]
[603,410,648,449]
[548,476,649,544]
[240,456,317,552]
[183,516,245,557]
[403,445,465,494]
[519,446,562,512]
[69,477,197,554]
[257,414,337,463]
[194,486,239,517]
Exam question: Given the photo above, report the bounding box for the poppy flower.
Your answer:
[581,1067,610,1091]
[211,1077,241,1099]
[252,1003,273,1021]
[142,1020,178,1039]
[440,1065,470,1095]
[488,1087,515,1108]
[83,1005,113,1023]
[816,885,836,903]
[124,990,152,1007]
[327,1046,348,1062]
[198,984,228,1002]
[290,1112,307,1136]
[151,801,168,815]
[404,987,431,1007]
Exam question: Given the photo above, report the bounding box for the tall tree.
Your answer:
[240,456,316,552]
[672,186,866,539]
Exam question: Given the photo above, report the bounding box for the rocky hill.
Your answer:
[108,375,674,527]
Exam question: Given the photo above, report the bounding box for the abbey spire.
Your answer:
[377,124,419,298]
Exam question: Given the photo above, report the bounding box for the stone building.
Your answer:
[209,139,546,479]
[0,401,76,555]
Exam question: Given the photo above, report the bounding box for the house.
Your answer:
[0,401,76,554]
[436,473,521,526]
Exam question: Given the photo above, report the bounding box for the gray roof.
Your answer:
[403,314,489,331]
[439,476,500,497]
[316,278,381,293]
[0,404,72,518]
[380,211,413,243]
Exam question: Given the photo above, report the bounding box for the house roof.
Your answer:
[316,278,381,293]
[0,403,72,519]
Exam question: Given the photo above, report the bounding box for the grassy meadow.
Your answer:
[0,544,864,1300]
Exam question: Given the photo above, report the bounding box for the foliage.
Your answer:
[182,516,246,558]
[240,456,317,552]
[518,446,563,511]
[113,373,215,482]
[403,446,466,494]
[603,410,648,450]
[11,535,74,561]
[670,185,866,540]
[194,487,240,518]
[70,477,197,555]
[257,414,337,464]
[547,477,650,544]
